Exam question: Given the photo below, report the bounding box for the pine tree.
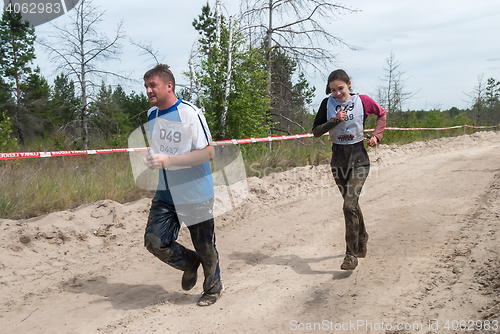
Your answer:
[48,73,80,132]
[22,66,51,139]
[0,76,12,107]
[485,78,500,124]
[0,110,17,152]
[88,83,132,140]
[269,49,316,134]
[0,7,36,145]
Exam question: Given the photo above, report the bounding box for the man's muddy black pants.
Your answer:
[144,199,222,294]
[332,165,370,258]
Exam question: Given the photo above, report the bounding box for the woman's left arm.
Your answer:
[360,95,387,145]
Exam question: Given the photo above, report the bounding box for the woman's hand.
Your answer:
[367,135,378,147]
[335,106,346,121]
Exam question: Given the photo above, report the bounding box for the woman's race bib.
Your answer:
[326,94,364,145]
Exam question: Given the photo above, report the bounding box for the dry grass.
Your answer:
[0,154,153,219]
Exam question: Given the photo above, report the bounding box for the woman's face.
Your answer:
[329,79,351,102]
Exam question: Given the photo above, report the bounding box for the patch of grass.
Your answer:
[0,154,153,219]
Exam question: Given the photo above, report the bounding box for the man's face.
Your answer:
[144,75,171,108]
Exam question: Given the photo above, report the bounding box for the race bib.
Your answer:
[150,116,193,170]
[326,95,364,145]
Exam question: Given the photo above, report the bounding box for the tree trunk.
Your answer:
[221,16,234,139]
[189,57,203,107]
[266,0,273,97]
[81,80,88,150]
[266,0,273,149]
[14,71,24,145]
[80,13,88,150]
[215,0,221,73]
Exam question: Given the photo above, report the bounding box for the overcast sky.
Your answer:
[33,0,500,113]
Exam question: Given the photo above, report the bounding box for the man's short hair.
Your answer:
[144,64,176,92]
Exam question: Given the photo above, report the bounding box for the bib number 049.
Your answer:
[159,129,181,143]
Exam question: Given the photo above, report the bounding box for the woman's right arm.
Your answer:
[312,98,341,137]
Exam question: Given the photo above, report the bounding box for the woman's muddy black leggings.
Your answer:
[332,165,370,257]
[144,199,222,294]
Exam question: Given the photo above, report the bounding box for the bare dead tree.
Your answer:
[239,0,357,95]
[189,57,203,106]
[38,0,126,149]
[377,51,417,113]
[465,74,486,126]
[236,0,356,148]
[129,38,162,65]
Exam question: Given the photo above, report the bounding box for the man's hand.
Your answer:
[144,153,169,169]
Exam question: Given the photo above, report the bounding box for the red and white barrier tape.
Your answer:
[0,147,149,161]
[212,133,315,146]
[383,124,499,131]
[1,124,498,160]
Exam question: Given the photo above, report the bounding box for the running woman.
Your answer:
[312,69,386,270]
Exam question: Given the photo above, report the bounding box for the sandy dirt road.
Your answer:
[1,131,500,334]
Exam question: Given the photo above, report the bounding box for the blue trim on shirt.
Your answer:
[148,98,183,122]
